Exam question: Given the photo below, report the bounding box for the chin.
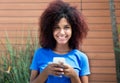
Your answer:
[57,42,68,45]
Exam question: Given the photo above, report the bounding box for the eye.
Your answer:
[64,25,71,30]
[53,26,60,31]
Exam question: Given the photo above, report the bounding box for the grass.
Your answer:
[0,31,38,83]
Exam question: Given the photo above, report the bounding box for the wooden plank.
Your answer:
[91,67,116,74]
[115,2,120,10]
[82,10,110,17]
[83,38,113,45]
[0,0,119,3]
[114,0,120,1]
[0,36,38,43]
[116,17,120,23]
[90,60,116,67]
[82,45,114,53]
[0,24,38,30]
[89,74,117,82]
[0,30,37,37]
[82,3,109,10]
[87,31,113,38]
[87,53,115,60]
[88,24,112,31]
[0,30,38,36]
[0,3,80,10]
[0,10,43,17]
[0,17,38,24]
[82,0,119,2]
[86,17,111,24]
[89,82,116,83]
[0,3,48,10]
[0,0,80,3]
[115,10,120,16]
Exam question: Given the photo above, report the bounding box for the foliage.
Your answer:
[0,31,38,83]
[114,26,120,52]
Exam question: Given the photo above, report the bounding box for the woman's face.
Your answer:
[53,17,72,45]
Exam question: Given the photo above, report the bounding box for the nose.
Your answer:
[59,29,65,35]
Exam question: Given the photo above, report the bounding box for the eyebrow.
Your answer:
[54,24,70,27]
[64,24,71,27]
[65,24,70,26]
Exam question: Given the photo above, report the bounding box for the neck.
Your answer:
[53,45,71,54]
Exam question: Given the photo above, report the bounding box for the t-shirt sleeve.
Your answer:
[79,53,90,76]
[30,49,39,71]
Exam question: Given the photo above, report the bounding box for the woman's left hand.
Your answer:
[62,64,77,78]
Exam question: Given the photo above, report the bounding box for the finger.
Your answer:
[53,70,64,76]
[59,61,64,65]
[63,64,70,69]
[51,63,59,67]
[53,67,64,72]
[51,67,64,76]
[63,68,69,73]
[52,63,65,68]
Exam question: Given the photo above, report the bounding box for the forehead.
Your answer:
[57,17,70,25]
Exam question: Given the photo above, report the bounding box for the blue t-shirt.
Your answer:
[30,48,90,83]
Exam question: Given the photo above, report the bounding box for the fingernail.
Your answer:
[60,68,63,71]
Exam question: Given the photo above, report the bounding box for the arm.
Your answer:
[80,76,89,83]
[70,72,81,83]
[30,63,64,83]
[70,73,89,83]
[30,70,48,83]
[63,64,81,83]
[79,53,90,83]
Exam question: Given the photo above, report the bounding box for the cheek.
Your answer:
[53,31,57,39]
[68,30,72,37]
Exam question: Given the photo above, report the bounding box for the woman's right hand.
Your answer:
[43,63,64,77]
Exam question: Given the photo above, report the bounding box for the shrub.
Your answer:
[0,31,38,83]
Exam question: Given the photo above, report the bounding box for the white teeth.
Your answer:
[58,36,65,39]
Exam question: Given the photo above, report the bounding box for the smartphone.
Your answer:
[53,57,66,64]
[53,57,66,77]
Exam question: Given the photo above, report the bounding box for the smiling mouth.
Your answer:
[57,36,67,40]
[58,36,65,38]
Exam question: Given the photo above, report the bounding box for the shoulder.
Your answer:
[33,47,50,58]
[73,49,88,60]
[73,49,87,57]
[35,47,49,54]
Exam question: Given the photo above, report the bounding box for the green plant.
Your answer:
[0,31,38,83]
[115,26,120,51]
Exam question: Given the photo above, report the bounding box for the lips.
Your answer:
[58,36,66,39]
[57,35,67,40]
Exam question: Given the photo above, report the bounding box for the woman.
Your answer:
[30,0,90,83]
